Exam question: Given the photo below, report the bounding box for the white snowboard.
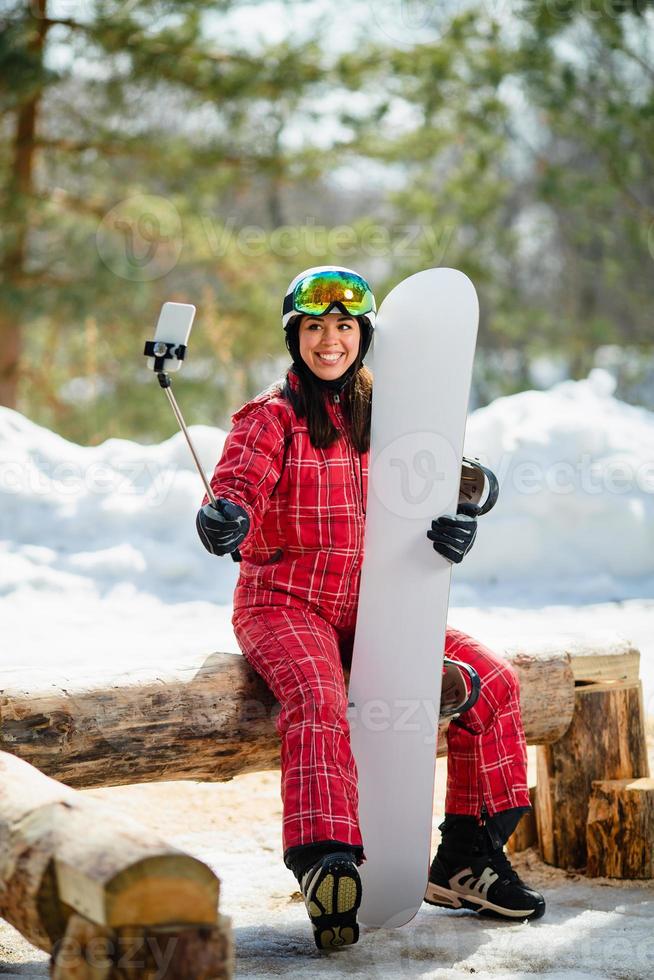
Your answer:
[347,268,479,928]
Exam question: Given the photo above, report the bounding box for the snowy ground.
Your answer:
[1,369,653,977]
[1,763,653,979]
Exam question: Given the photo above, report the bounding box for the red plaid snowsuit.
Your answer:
[207,368,530,861]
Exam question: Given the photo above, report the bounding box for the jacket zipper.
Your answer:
[331,391,365,518]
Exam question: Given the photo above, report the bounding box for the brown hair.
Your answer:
[281,316,373,452]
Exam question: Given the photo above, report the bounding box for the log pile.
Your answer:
[529,634,651,877]
[0,751,232,979]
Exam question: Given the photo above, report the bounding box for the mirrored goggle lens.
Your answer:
[293,271,375,317]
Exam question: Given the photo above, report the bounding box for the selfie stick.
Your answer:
[144,339,242,563]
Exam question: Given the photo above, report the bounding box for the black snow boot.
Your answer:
[424,811,545,921]
[300,852,362,950]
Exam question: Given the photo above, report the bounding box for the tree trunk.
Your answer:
[0,0,48,408]
[586,777,654,879]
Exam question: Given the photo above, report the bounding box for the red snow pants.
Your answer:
[232,600,530,860]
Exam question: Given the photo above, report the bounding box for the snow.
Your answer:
[1,367,652,698]
[1,367,653,978]
[181,822,654,980]
[2,771,653,979]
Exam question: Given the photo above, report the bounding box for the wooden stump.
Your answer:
[535,680,650,871]
[50,913,234,980]
[0,751,229,977]
[587,778,654,879]
[506,786,537,855]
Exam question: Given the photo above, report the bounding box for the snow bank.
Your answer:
[2,368,652,608]
[0,409,238,606]
[461,368,654,601]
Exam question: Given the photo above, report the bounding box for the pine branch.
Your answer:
[620,39,654,82]
[38,17,87,33]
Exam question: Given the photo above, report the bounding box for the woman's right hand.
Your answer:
[196,498,250,556]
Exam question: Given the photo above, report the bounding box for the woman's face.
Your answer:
[298,311,361,380]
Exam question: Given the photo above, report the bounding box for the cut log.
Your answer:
[0,751,221,956]
[535,680,650,871]
[0,641,578,789]
[50,913,234,980]
[586,778,654,879]
[564,636,640,686]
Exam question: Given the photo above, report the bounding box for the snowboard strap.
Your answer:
[459,457,499,517]
[440,659,481,718]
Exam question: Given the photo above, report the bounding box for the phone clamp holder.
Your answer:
[143,340,187,373]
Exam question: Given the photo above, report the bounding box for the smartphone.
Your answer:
[146,302,196,372]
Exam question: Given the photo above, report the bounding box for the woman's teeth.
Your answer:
[317,353,343,363]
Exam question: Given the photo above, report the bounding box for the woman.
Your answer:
[197,266,545,951]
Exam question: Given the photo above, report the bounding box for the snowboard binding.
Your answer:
[459,457,499,516]
[440,659,481,718]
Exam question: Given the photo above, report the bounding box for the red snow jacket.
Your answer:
[206,368,368,628]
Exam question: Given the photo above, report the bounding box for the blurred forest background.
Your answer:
[1,0,652,444]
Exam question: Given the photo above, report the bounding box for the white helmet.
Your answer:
[281,265,376,331]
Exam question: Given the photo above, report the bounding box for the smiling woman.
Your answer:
[194,264,542,951]
[278,266,376,452]
[298,312,361,378]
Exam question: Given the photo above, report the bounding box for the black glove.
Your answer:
[196,498,250,556]
[427,502,479,564]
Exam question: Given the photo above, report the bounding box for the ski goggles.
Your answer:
[283,270,376,321]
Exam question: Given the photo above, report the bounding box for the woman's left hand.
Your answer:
[427,502,479,564]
